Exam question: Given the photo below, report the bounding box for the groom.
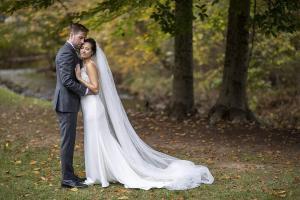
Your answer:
[53,23,90,188]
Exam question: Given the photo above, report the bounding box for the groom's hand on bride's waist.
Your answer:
[86,88,97,95]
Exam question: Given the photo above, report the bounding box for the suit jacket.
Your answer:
[52,42,87,112]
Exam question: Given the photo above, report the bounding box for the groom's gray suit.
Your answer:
[53,42,87,180]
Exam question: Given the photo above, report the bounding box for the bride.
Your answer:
[75,38,214,190]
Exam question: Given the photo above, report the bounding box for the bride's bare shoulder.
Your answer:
[85,60,99,78]
[86,60,96,67]
[86,60,97,71]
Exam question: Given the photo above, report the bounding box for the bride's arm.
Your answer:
[75,62,100,94]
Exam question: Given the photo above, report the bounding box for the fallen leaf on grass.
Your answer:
[272,189,287,198]
[76,171,85,177]
[15,173,25,177]
[70,188,78,192]
[115,188,130,193]
[117,196,129,200]
[233,175,241,179]
[206,158,214,164]
[41,161,47,165]
[220,174,231,180]
[30,160,37,165]
[15,160,22,164]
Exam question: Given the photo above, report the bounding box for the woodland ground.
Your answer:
[0,87,299,200]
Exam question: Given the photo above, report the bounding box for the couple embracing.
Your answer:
[53,23,214,190]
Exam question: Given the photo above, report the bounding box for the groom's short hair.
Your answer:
[70,23,89,34]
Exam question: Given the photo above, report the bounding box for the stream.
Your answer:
[0,68,137,103]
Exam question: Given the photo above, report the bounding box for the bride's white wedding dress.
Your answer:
[80,44,214,190]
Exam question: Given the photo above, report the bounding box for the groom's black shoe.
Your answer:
[73,175,86,182]
[61,180,88,189]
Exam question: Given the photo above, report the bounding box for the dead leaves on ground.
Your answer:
[219,174,242,181]
[262,187,288,198]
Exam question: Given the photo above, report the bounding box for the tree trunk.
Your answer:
[209,0,257,124]
[169,0,195,120]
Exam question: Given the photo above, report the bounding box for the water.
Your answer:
[0,68,138,103]
[0,68,56,100]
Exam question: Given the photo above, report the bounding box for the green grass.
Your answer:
[0,87,50,108]
[0,87,299,199]
[1,145,299,200]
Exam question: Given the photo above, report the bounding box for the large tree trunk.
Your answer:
[209,0,257,124]
[169,0,195,120]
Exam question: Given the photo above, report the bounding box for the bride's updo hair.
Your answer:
[84,38,97,56]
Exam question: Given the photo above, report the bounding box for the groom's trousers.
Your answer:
[56,111,78,180]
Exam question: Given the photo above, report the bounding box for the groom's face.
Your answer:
[70,31,87,49]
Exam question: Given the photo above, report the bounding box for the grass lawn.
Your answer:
[0,87,299,200]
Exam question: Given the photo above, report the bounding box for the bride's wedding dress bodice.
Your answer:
[80,66,90,83]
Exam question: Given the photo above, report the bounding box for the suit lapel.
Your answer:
[65,42,78,55]
[65,42,80,64]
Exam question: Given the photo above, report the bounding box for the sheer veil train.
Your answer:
[88,43,214,190]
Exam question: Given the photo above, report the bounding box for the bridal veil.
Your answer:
[92,43,214,190]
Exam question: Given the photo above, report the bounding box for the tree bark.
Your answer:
[209,0,257,124]
[169,0,195,120]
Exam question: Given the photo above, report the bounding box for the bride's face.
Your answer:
[80,42,93,59]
